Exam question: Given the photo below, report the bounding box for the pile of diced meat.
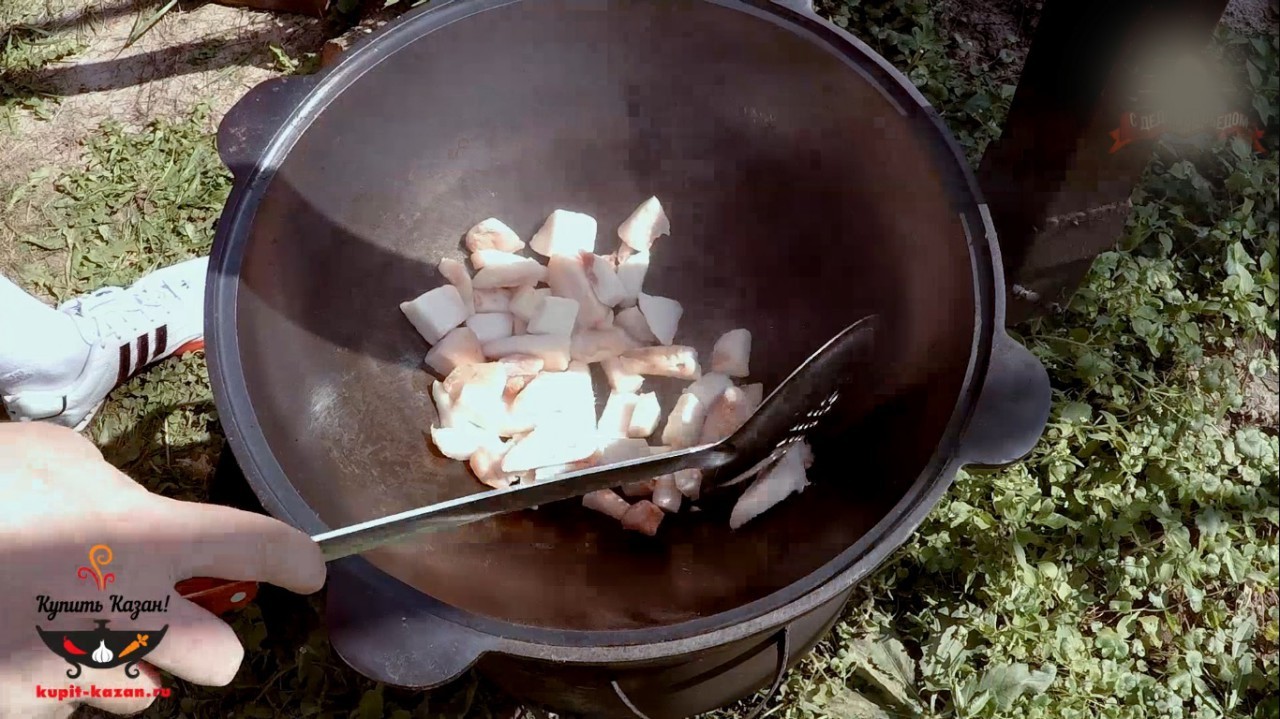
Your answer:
[400,197,815,535]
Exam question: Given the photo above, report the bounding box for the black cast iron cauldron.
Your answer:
[206,0,1052,716]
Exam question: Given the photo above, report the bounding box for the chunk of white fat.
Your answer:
[683,373,733,408]
[601,357,645,393]
[400,285,469,344]
[464,218,525,253]
[622,480,656,497]
[615,250,650,307]
[710,328,752,378]
[429,424,494,461]
[652,476,683,513]
[617,196,670,252]
[501,426,600,473]
[530,209,597,257]
[472,288,512,313]
[465,312,514,344]
[583,253,627,307]
[437,258,474,315]
[628,392,661,438]
[472,257,548,288]
[527,296,579,336]
[614,306,658,344]
[532,451,602,481]
[508,364,596,433]
[546,255,611,329]
[496,354,545,377]
[637,293,682,345]
[424,327,486,376]
[599,437,652,464]
[597,392,638,437]
[618,346,701,379]
[622,500,665,535]
[482,334,571,371]
[570,326,642,363]
[583,490,631,521]
[699,386,754,444]
[562,361,599,429]
[673,468,702,500]
[443,363,509,432]
[469,249,526,270]
[469,437,516,489]
[430,380,459,429]
[509,285,550,321]
[661,392,708,448]
[729,441,813,530]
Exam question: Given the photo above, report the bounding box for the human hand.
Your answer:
[0,422,326,718]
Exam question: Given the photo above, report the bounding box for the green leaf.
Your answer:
[920,625,969,685]
[824,688,895,719]
[977,663,1057,710]
[1060,401,1093,424]
[1196,509,1227,538]
[1246,59,1263,89]
[355,687,384,719]
[843,634,921,711]
[1235,427,1270,460]
[20,234,64,251]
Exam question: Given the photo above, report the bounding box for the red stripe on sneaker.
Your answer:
[154,324,168,359]
[117,344,131,387]
[136,334,150,375]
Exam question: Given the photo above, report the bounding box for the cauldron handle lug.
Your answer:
[216,74,319,182]
[325,560,497,689]
[957,329,1052,469]
[610,626,792,719]
[768,0,817,15]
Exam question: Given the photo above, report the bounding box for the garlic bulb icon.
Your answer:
[92,640,114,664]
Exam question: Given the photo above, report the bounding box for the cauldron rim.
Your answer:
[207,0,1018,661]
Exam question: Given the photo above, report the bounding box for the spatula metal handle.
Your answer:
[312,442,731,561]
[179,445,730,611]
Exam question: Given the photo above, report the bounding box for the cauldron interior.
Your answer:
[232,0,976,632]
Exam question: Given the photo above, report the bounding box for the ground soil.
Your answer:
[0,0,333,283]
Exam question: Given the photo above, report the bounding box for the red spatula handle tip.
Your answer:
[175,577,259,616]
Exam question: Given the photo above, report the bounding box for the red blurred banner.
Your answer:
[1108,110,1265,153]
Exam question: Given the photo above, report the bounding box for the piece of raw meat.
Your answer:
[465,218,525,253]
[530,209,597,257]
[711,329,752,377]
[617,197,670,252]
[401,285,470,344]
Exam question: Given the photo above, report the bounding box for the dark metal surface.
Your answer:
[610,626,789,719]
[314,316,878,560]
[211,0,983,634]
[978,0,1232,324]
[957,329,1053,468]
[205,0,1051,714]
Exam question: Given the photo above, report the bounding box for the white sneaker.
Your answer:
[1,257,208,431]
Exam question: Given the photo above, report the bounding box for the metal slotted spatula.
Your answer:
[315,315,880,560]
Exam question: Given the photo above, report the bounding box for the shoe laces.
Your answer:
[65,278,188,348]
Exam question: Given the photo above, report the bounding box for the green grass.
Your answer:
[0,0,87,127]
[3,0,1278,717]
